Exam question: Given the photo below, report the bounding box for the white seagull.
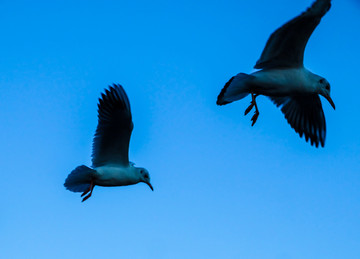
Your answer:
[64,84,153,202]
[217,0,335,147]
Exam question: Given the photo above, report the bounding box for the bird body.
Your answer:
[249,68,323,96]
[64,84,153,202]
[93,165,147,187]
[217,0,335,147]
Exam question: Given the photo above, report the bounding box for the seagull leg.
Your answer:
[244,96,255,115]
[245,93,259,115]
[251,94,260,126]
[81,179,95,202]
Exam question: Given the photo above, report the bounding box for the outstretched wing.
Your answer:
[91,84,133,167]
[270,95,326,147]
[255,0,331,69]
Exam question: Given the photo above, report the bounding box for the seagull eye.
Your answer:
[319,79,324,84]
[325,84,330,91]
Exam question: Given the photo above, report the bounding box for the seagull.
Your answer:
[64,84,153,202]
[217,0,335,147]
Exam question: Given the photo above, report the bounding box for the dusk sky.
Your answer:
[1,0,360,258]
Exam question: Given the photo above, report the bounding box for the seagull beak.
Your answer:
[146,182,154,191]
[325,95,336,110]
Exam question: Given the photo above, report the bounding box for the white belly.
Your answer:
[250,68,314,96]
[94,165,139,187]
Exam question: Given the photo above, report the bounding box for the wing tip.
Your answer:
[276,95,327,148]
[308,0,331,16]
[98,83,131,109]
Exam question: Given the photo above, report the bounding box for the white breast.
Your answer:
[94,165,140,187]
[251,67,314,96]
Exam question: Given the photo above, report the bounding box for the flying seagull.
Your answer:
[217,0,335,147]
[64,84,153,202]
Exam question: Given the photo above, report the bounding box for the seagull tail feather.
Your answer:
[64,165,96,193]
[217,73,252,105]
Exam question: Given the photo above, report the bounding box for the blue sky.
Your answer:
[1,0,359,258]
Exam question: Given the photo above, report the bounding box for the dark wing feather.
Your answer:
[270,95,326,147]
[91,84,133,167]
[255,0,331,69]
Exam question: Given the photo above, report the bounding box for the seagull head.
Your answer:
[317,77,335,110]
[137,167,153,191]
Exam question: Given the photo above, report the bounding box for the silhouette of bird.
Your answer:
[217,0,335,147]
[64,84,153,202]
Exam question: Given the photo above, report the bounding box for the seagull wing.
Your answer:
[91,84,133,167]
[270,95,326,147]
[254,0,331,69]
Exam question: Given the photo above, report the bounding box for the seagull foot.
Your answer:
[82,193,92,202]
[81,186,91,197]
[245,93,260,126]
[244,102,255,115]
[251,110,259,126]
[81,179,95,202]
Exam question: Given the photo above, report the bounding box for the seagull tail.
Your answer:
[217,73,253,105]
[64,165,96,193]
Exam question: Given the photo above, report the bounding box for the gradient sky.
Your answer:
[1,0,360,258]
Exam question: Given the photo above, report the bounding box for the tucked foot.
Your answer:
[81,179,95,202]
[251,110,259,126]
[81,186,91,197]
[244,102,255,115]
[245,93,260,126]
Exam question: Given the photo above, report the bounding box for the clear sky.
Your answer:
[1,0,359,258]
